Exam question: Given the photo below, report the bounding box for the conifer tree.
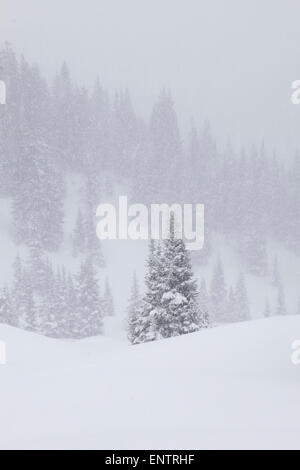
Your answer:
[149,90,182,201]
[210,256,227,323]
[271,257,281,287]
[51,61,74,168]
[18,275,36,332]
[89,78,111,172]
[72,209,86,257]
[276,279,287,316]
[75,255,104,337]
[127,271,142,344]
[136,217,208,343]
[27,240,51,295]
[134,240,163,343]
[103,279,115,317]
[264,298,271,318]
[0,286,10,324]
[43,271,60,338]
[66,273,80,338]
[12,255,36,331]
[160,217,207,337]
[227,286,236,323]
[85,209,106,268]
[54,268,70,337]
[72,206,105,268]
[12,140,65,251]
[239,228,268,277]
[198,278,210,323]
[234,272,250,322]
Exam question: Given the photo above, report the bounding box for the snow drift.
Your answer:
[0,315,299,450]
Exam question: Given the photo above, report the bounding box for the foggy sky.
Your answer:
[1,0,300,159]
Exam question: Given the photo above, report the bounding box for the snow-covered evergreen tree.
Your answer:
[43,270,61,338]
[276,279,287,316]
[73,179,105,267]
[149,89,182,201]
[54,268,70,337]
[198,278,210,323]
[66,274,80,338]
[45,270,80,339]
[264,298,271,318]
[72,209,86,257]
[234,272,250,322]
[84,209,106,268]
[271,257,281,287]
[239,228,268,277]
[27,240,53,295]
[134,240,163,343]
[111,89,139,179]
[103,279,115,317]
[127,271,142,344]
[0,287,10,324]
[51,61,75,168]
[227,286,236,323]
[12,255,36,330]
[136,217,208,344]
[210,256,227,323]
[75,255,104,337]
[88,78,111,173]
[12,139,65,251]
[161,224,208,336]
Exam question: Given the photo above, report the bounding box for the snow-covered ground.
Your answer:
[0,315,299,450]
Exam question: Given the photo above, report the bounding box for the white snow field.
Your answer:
[0,315,299,450]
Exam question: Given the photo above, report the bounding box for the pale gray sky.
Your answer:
[1,0,300,158]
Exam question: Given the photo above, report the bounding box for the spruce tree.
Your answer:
[239,228,268,277]
[54,268,70,337]
[18,275,36,332]
[210,256,227,323]
[149,90,182,201]
[276,279,287,316]
[227,286,236,323]
[0,287,10,324]
[66,274,80,338]
[271,257,281,287]
[85,209,106,268]
[43,271,60,338]
[160,218,206,337]
[103,279,115,317]
[135,240,163,343]
[72,209,86,257]
[198,278,210,323]
[264,298,271,318]
[76,255,104,337]
[234,272,250,322]
[27,240,51,295]
[127,271,142,344]
[12,255,36,331]
[12,140,65,251]
[137,217,208,343]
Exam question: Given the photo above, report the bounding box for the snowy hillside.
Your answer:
[1,316,299,450]
[1,184,299,340]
